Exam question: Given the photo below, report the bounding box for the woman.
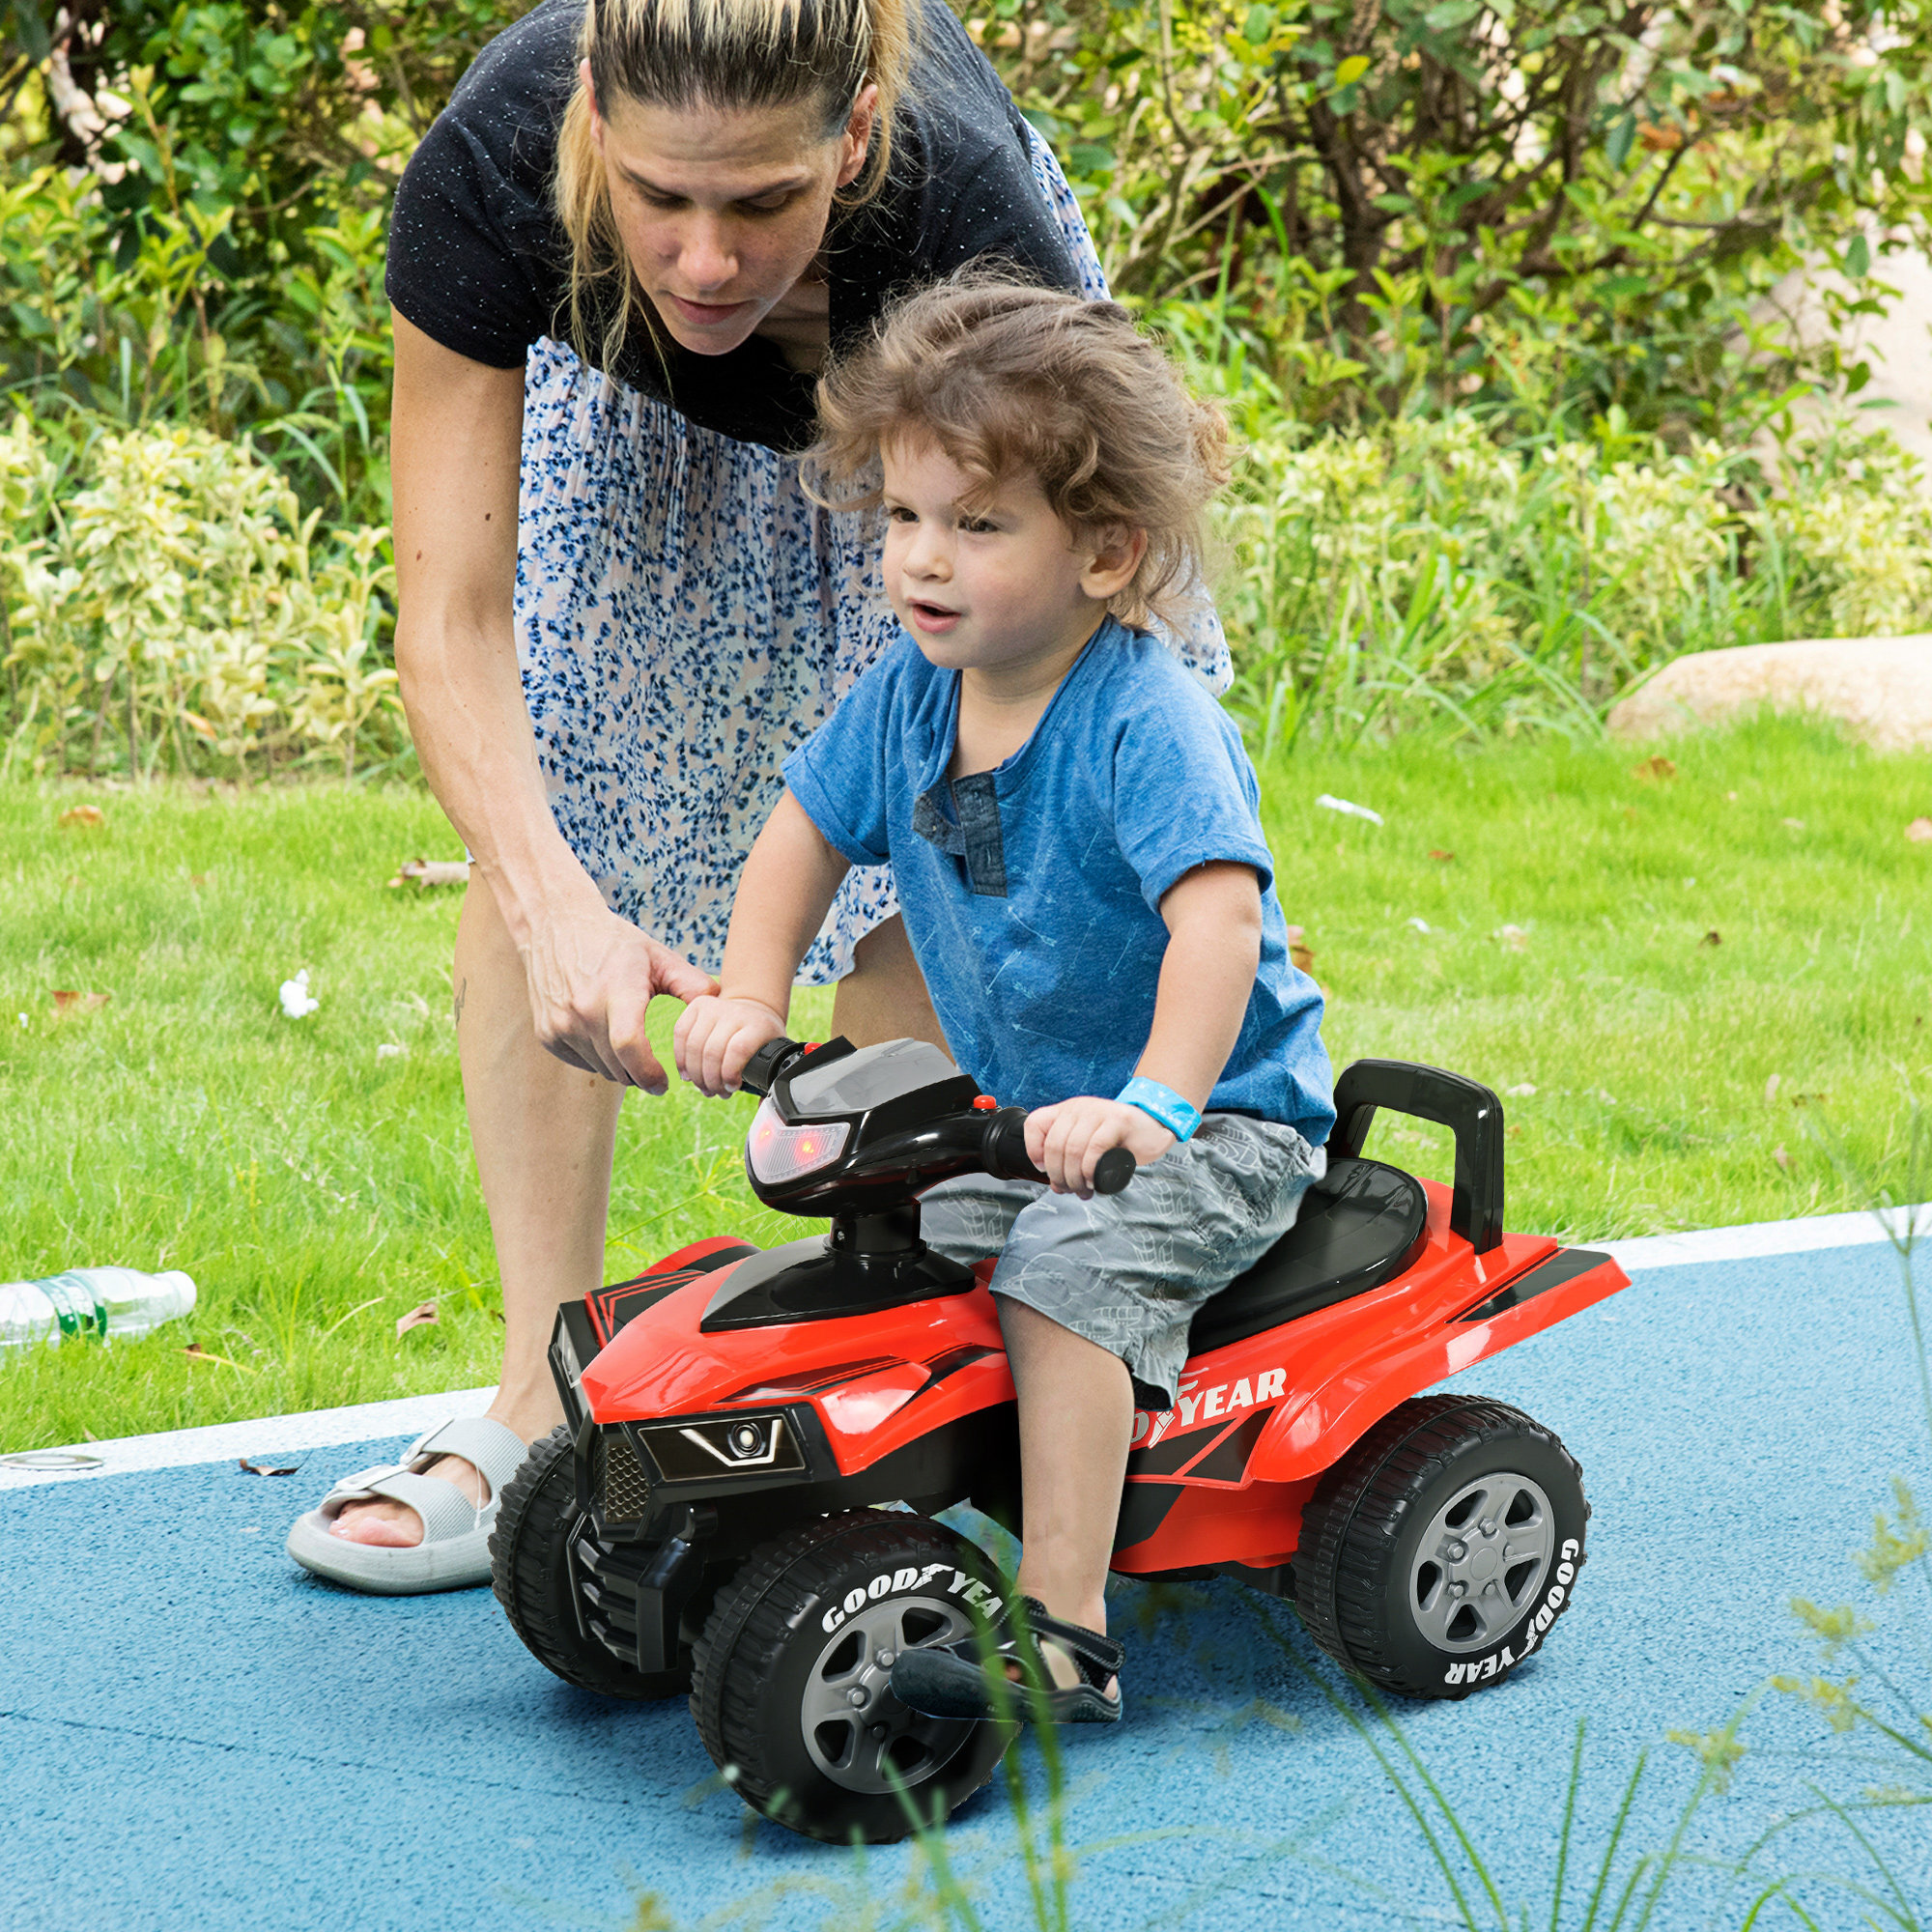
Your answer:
[286,0,1227,1592]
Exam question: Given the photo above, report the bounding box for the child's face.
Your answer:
[879,438,1141,674]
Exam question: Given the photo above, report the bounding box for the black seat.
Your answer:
[1186,1156,1430,1356]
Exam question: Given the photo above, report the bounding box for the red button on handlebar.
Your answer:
[971,1094,998,1111]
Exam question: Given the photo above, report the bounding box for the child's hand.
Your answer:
[673,994,787,1097]
[1025,1097,1175,1197]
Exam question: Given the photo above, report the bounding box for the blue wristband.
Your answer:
[1118,1077,1202,1143]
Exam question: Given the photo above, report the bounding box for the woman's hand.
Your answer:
[673,993,788,1097]
[520,898,719,1094]
[1025,1096,1175,1198]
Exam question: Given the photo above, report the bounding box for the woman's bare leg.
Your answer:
[1000,1299,1133,1693]
[332,877,623,1545]
[334,904,943,1546]
[833,912,947,1049]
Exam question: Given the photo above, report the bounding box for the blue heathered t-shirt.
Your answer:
[782,618,1335,1144]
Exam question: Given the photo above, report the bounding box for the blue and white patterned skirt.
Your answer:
[513,129,1231,984]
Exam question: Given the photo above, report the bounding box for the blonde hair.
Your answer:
[810,276,1231,629]
[554,0,913,374]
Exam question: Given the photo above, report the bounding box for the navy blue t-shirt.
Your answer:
[783,619,1334,1142]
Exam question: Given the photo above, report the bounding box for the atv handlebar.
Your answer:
[739,1035,810,1097]
[740,1037,1136,1195]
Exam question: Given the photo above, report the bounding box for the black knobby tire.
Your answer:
[692,1510,1014,1843]
[1293,1396,1589,1700]
[490,1424,691,1701]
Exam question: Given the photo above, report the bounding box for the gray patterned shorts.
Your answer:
[919,1116,1326,1408]
[510,128,1231,984]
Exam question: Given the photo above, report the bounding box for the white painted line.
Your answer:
[1597,1202,1928,1272]
[0,1385,495,1492]
[3,1202,1925,1492]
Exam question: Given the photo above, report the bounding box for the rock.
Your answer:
[1606,638,1932,751]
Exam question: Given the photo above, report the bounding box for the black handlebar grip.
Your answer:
[981,1109,1137,1194]
[738,1036,804,1097]
[980,1108,1042,1181]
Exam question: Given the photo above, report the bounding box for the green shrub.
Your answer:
[1,412,402,779]
[1215,408,1932,750]
[991,0,1932,440]
[8,0,1932,771]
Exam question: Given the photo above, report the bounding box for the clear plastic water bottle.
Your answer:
[0,1268,197,1350]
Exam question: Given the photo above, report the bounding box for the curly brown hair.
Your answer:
[808,275,1230,628]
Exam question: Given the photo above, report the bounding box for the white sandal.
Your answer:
[285,1416,532,1595]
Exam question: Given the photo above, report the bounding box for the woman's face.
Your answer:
[586,69,876,356]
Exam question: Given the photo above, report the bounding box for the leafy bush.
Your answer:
[982,0,1932,439]
[1216,408,1932,750]
[1,412,402,780]
[7,0,1932,775]
[0,0,497,525]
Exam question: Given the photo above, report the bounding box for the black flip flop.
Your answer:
[890,1595,1123,1724]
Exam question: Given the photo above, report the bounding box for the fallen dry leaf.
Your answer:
[1496,924,1529,952]
[238,1457,299,1476]
[1908,817,1932,843]
[1284,923,1315,975]
[1632,755,1676,782]
[386,858,469,890]
[188,872,213,888]
[1700,930,1721,948]
[51,989,110,1015]
[1772,1145,1791,1171]
[1428,849,1456,863]
[56,804,104,829]
[395,1300,440,1337]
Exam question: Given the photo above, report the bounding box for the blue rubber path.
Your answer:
[7,1238,1930,1931]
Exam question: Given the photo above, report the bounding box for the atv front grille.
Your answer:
[595,1429,652,1522]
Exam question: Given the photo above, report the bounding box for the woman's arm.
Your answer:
[673,792,852,1095]
[1027,862,1263,1192]
[390,312,714,1091]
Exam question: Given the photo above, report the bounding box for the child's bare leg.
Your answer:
[999,1297,1133,1694]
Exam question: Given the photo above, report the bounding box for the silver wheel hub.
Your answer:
[799,1593,980,1794]
[1408,1469,1554,1654]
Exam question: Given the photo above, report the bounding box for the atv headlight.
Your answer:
[638,1411,808,1482]
[746,1095,849,1186]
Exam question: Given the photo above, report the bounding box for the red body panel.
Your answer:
[579,1178,1630,1574]
[580,1259,1018,1476]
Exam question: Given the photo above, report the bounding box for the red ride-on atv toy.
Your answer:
[491,1036,1630,1843]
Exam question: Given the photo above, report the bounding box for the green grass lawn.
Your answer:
[2,715,1927,1451]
